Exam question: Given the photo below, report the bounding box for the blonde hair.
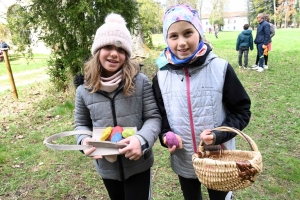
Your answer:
[84,50,140,96]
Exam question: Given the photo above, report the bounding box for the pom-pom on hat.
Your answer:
[91,13,132,57]
[162,4,204,43]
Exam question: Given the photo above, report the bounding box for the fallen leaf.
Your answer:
[16,135,24,139]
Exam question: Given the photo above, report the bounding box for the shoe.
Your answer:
[239,66,242,68]
[251,64,258,68]
[252,66,259,70]
[256,67,264,72]
[243,66,250,70]
[264,65,268,69]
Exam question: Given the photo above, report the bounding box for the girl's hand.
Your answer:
[82,137,103,159]
[118,136,142,161]
[200,129,214,145]
[163,135,183,153]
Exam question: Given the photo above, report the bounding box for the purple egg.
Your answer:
[166,131,179,148]
[111,132,122,142]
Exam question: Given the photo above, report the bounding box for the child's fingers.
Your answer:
[91,155,103,159]
[163,136,167,145]
[83,146,96,156]
[176,135,183,149]
[168,145,177,153]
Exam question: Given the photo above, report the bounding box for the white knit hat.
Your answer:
[91,13,132,57]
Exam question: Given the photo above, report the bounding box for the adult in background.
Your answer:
[0,39,10,49]
[252,15,275,70]
[236,24,253,69]
[263,15,275,69]
[251,13,270,72]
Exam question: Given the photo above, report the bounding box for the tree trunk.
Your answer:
[131,25,149,58]
[273,0,276,26]
[131,0,148,58]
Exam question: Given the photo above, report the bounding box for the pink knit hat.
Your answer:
[91,13,132,57]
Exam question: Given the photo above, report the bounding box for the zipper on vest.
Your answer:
[184,68,197,153]
[97,87,125,180]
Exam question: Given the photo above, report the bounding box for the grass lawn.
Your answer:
[0,53,49,76]
[0,28,299,200]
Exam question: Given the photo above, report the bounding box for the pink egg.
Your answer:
[166,131,179,148]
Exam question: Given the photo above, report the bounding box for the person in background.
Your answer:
[74,13,161,200]
[214,26,219,38]
[152,4,251,200]
[251,13,270,72]
[252,15,275,70]
[0,39,10,49]
[236,24,253,69]
[264,15,275,69]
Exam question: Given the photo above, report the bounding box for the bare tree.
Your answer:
[274,0,277,26]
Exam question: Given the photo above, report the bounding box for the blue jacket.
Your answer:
[236,29,253,50]
[254,20,270,45]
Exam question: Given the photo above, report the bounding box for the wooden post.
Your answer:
[2,48,18,100]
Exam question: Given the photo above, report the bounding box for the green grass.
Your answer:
[0,54,49,76]
[0,29,300,200]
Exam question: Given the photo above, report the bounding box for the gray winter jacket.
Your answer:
[269,22,275,42]
[75,72,161,180]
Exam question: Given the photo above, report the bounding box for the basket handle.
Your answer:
[199,126,259,152]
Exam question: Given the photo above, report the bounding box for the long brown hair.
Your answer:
[84,50,140,96]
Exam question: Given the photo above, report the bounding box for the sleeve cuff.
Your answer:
[135,135,149,154]
[211,131,217,145]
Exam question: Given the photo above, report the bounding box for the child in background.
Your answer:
[152,4,251,200]
[74,13,161,200]
[236,24,253,69]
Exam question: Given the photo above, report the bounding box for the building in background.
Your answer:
[0,0,51,54]
[200,0,248,32]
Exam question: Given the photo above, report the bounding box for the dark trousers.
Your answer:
[238,47,249,67]
[255,54,268,65]
[255,43,264,68]
[178,175,230,200]
[102,168,151,200]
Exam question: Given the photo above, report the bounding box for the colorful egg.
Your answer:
[111,132,123,142]
[166,131,179,148]
[122,128,135,138]
[100,126,112,141]
[109,126,123,140]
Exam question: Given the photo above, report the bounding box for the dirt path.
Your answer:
[0,67,49,92]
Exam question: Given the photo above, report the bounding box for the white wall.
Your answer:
[223,17,248,31]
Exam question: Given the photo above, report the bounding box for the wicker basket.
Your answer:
[192,126,263,191]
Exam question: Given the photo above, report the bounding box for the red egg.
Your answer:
[109,126,123,141]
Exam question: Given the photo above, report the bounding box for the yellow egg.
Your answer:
[100,126,112,141]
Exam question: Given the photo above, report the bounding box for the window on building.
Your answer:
[234,20,236,23]
[206,22,208,25]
